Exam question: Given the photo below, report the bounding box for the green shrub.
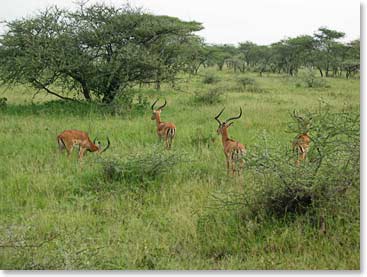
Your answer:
[202,72,220,84]
[108,90,149,116]
[193,87,223,105]
[0,97,7,108]
[210,104,359,223]
[246,106,359,219]
[237,76,264,93]
[99,148,185,189]
[296,69,329,88]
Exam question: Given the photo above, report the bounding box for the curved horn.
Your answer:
[151,98,159,110]
[100,137,110,153]
[214,107,225,125]
[225,107,242,123]
[156,98,167,110]
[93,137,97,144]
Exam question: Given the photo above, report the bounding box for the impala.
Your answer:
[57,130,110,161]
[215,107,246,175]
[151,98,176,149]
[292,110,311,166]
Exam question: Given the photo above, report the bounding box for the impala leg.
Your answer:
[226,158,230,175]
[302,148,309,161]
[231,160,236,176]
[165,135,169,150]
[66,144,73,158]
[168,136,172,150]
[164,137,169,149]
[232,152,239,176]
[78,147,87,161]
[168,136,174,150]
[236,159,241,176]
[238,159,244,176]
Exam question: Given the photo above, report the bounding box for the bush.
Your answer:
[296,69,329,88]
[193,87,223,105]
[0,97,7,108]
[212,104,359,223]
[236,76,264,93]
[107,90,149,116]
[202,72,220,84]
[248,106,358,219]
[99,148,185,189]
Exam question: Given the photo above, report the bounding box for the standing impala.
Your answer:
[151,98,176,149]
[57,130,110,161]
[292,110,311,166]
[215,107,246,175]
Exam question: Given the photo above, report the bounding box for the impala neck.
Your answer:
[155,112,162,127]
[221,128,230,146]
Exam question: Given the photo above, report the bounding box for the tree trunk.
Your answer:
[289,68,293,76]
[103,81,120,104]
[155,80,161,90]
[318,68,324,77]
[81,81,91,101]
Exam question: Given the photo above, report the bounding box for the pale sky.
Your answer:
[0,0,361,45]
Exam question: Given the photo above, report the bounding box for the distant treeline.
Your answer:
[0,3,359,103]
[198,28,359,78]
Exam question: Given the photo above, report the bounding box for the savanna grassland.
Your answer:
[0,69,360,269]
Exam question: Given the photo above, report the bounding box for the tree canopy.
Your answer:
[204,27,359,78]
[0,3,203,102]
[0,5,360,104]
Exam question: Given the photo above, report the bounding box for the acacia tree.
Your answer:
[0,3,203,103]
[342,39,360,78]
[238,41,257,69]
[207,44,237,71]
[313,27,345,77]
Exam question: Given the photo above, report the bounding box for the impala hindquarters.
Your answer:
[292,132,311,166]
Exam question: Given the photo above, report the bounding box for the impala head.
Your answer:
[215,107,242,135]
[151,98,167,120]
[93,137,111,153]
[293,110,312,134]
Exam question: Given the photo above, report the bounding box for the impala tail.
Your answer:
[167,127,176,138]
[231,147,245,161]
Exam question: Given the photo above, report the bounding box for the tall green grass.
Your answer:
[0,68,359,269]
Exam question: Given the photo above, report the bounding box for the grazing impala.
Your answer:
[215,107,246,175]
[151,98,176,149]
[292,110,311,166]
[57,130,110,161]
